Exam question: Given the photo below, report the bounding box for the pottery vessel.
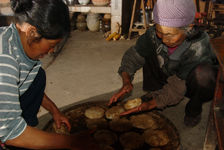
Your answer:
[78,0,90,5]
[76,22,87,31]
[65,0,75,5]
[91,0,110,6]
[86,13,100,32]
[76,14,87,31]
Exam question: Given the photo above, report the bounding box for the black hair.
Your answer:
[10,0,71,39]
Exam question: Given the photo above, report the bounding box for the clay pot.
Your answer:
[91,0,110,6]
[78,0,90,5]
[76,14,87,31]
[77,14,86,22]
[65,0,75,5]
[103,13,111,20]
[86,13,100,32]
[76,22,87,31]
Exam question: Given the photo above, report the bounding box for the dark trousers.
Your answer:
[6,68,46,150]
[143,56,217,117]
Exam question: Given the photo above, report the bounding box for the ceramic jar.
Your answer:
[91,0,110,6]
[76,22,87,31]
[86,13,100,32]
[78,0,90,5]
[76,14,87,31]
[65,0,75,5]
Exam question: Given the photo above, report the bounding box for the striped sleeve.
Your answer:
[0,54,27,143]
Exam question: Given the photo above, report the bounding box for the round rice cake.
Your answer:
[84,106,105,119]
[130,114,158,129]
[105,106,125,120]
[94,129,117,145]
[109,118,132,132]
[86,118,108,129]
[124,98,142,110]
[143,129,170,147]
[119,132,144,149]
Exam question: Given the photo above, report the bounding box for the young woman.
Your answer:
[0,0,99,149]
[109,0,218,127]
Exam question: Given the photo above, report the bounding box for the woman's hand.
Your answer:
[41,94,71,131]
[120,99,157,116]
[53,111,71,132]
[108,81,133,106]
[108,72,133,106]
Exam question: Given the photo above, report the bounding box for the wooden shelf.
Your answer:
[68,4,111,13]
[68,0,123,33]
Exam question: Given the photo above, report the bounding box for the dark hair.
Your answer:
[10,0,70,39]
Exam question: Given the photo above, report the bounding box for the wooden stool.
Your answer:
[128,0,148,39]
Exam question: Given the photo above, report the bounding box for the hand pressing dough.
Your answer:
[52,122,70,135]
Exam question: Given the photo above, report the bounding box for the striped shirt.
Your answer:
[0,24,41,142]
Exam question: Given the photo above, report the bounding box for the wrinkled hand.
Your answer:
[120,99,157,116]
[108,82,133,106]
[71,130,101,150]
[53,111,71,132]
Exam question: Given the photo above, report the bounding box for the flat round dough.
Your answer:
[94,129,117,145]
[86,118,108,129]
[143,129,170,147]
[124,98,142,110]
[130,114,158,129]
[105,106,125,120]
[109,118,132,132]
[84,106,105,119]
[119,132,144,149]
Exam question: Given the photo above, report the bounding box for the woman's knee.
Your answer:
[190,64,217,87]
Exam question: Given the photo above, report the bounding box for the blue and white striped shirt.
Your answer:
[0,24,41,142]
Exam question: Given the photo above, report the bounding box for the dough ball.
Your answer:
[143,129,170,147]
[94,129,117,145]
[84,106,105,119]
[109,118,132,132]
[124,98,142,110]
[86,118,108,129]
[130,114,158,129]
[52,123,70,135]
[119,132,144,149]
[105,106,125,120]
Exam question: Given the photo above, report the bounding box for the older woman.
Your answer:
[109,0,217,127]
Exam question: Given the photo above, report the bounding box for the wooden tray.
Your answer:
[44,101,181,150]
